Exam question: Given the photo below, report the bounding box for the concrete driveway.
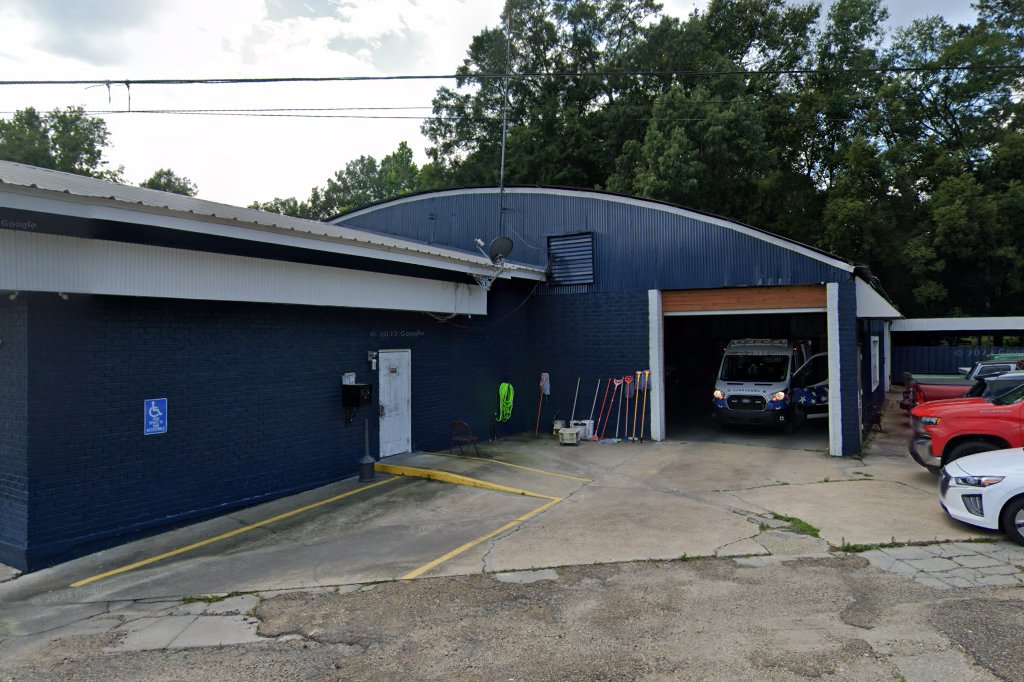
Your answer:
[1,419,975,599]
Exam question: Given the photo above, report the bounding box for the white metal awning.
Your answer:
[855,278,901,319]
[0,230,486,314]
[892,317,1024,332]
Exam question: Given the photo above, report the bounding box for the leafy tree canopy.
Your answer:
[250,141,422,221]
[0,106,122,180]
[140,168,198,196]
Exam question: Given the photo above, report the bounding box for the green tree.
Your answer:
[607,0,823,241]
[609,82,772,220]
[0,106,121,179]
[422,0,661,187]
[140,168,198,196]
[248,196,318,220]
[250,142,421,220]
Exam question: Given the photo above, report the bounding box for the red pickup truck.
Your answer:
[900,375,972,410]
[909,384,1024,473]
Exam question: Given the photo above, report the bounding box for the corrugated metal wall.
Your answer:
[892,346,1024,379]
[341,190,849,292]
[860,319,888,423]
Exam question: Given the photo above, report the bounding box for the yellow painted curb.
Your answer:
[375,463,557,500]
[71,478,399,588]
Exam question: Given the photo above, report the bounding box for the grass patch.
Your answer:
[838,541,899,553]
[770,513,820,538]
[181,591,243,605]
[838,536,1001,553]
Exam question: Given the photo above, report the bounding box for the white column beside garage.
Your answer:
[826,282,844,457]
[648,290,665,442]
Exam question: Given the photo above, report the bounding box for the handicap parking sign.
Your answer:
[144,398,168,435]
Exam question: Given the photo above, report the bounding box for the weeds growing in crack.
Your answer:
[838,535,1001,553]
[770,513,821,538]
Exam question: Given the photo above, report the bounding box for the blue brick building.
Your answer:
[0,164,898,571]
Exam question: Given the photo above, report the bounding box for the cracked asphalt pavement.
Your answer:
[1,552,1019,681]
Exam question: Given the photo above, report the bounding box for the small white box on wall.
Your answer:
[870,336,880,392]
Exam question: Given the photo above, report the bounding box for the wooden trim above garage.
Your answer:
[662,285,826,314]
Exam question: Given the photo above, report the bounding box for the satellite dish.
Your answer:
[488,236,514,263]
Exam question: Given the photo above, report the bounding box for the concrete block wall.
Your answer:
[0,297,29,568]
[526,291,651,437]
[17,282,536,570]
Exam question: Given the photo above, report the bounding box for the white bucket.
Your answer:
[569,419,593,439]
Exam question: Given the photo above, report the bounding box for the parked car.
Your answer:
[964,359,1021,381]
[901,359,1020,411]
[909,383,1024,473]
[711,339,826,429]
[939,448,1024,545]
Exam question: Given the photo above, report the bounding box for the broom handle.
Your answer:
[570,377,581,422]
[632,371,641,441]
[535,389,543,436]
[588,379,601,421]
[640,372,651,443]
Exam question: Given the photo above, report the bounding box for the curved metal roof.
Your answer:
[337,185,857,274]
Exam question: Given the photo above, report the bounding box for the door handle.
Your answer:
[379,404,385,417]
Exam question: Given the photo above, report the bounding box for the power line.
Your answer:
[2,106,999,128]
[1,64,1020,88]
[4,88,1016,121]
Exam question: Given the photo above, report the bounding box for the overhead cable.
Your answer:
[1,64,1020,88]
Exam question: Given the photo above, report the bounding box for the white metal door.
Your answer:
[378,349,412,457]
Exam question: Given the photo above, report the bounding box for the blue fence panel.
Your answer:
[892,346,1024,380]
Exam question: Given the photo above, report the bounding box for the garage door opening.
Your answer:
[658,287,831,450]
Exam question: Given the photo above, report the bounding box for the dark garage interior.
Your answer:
[663,312,829,443]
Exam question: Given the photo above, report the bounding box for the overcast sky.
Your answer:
[0,1,978,207]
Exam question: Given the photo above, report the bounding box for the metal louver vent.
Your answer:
[548,232,594,285]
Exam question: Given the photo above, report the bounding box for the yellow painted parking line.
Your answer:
[378,462,564,580]
[71,478,398,588]
[375,463,556,499]
[402,497,562,580]
[431,453,592,483]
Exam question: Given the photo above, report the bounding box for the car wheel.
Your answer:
[1000,497,1024,545]
[944,440,998,465]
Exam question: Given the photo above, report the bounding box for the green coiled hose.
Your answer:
[497,382,514,422]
